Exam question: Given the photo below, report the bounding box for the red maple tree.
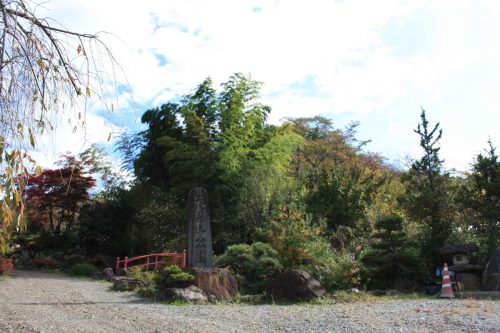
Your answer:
[24,155,96,239]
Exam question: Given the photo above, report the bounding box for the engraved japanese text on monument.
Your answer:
[187,187,214,267]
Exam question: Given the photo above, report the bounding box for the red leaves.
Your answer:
[24,155,96,232]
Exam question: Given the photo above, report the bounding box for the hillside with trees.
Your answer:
[4,73,499,294]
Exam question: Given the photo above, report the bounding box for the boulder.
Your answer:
[186,267,238,302]
[102,267,114,280]
[111,276,145,291]
[162,285,208,304]
[346,288,361,294]
[90,267,115,281]
[268,269,326,302]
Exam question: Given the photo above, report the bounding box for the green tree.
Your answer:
[360,216,425,290]
[307,164,384,251]
[460,140,500,260]
[286,117,385,251]
[120,74,302,251]
[401,109,455,259]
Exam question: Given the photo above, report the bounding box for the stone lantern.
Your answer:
[436,243,481,291]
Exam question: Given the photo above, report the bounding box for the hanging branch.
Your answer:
[0,0,123,249]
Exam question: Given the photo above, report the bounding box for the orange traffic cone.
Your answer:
[440,263,454,298]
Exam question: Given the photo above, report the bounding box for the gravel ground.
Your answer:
[0,270,498,333]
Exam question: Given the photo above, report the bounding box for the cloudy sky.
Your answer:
[35,0,500,171]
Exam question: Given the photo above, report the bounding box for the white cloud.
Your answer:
[26,0,500,171]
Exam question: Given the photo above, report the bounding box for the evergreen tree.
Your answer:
[460,140,500,260]
[401,109,455,260]
[360,216,425,289]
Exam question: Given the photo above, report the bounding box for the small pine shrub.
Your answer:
[216,242,282,294]
[127,266,157,285]
[156,265,194,289]
[161,265,194,282]
[69,263,98,276]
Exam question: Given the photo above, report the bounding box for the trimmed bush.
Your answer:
[69,263,98,276]
[216,242,282,294]
[156,265,194,289]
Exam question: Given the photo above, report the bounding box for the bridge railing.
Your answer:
[115,251,186,272]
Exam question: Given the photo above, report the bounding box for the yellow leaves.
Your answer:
[14,192,21,204]
[86,86,91,97]
[35,165,43,175]
[28,128,36,148]
[37,59,47,71]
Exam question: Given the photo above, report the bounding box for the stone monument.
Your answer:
[187,187,214,268]
[185,187,238,301]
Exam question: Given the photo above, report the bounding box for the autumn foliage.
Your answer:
[24,155,95,239]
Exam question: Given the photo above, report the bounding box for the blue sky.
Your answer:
[34,0,500,172]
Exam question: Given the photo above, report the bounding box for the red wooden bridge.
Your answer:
[115,251,186,272]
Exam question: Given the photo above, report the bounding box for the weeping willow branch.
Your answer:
[0,0,122,252]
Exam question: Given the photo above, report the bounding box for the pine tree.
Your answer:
[402,109,455,259]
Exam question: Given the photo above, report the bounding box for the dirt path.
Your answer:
[0,270,498,333]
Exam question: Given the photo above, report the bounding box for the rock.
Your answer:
[102,268,114,280]
[186,267,238,302]
[268,269,326,302]
[90,268,114,281]
[111,277,145,291]
[162,285,208,304]
[347,288,361,294]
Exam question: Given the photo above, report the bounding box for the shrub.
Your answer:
[0,258,13,275]
[262,206,327,267]
[69,263,98,276]
[260,206,362,292]
[216,242,282,294]
[155,265,194,289]
[126,267,158,286]
[304,251,361,291]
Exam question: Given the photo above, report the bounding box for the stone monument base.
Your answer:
[186,267,238,302]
